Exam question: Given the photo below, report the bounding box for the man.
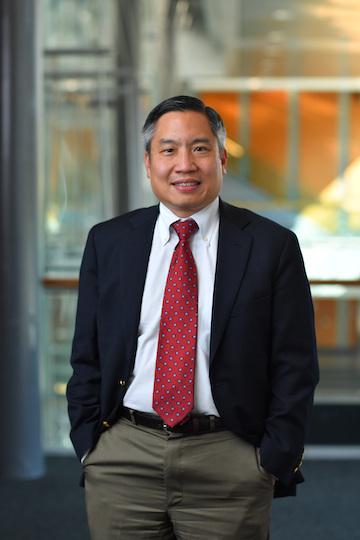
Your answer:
[67,95,319,539]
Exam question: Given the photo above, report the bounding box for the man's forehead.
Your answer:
[157,110,210,125]
[152,110,214,138]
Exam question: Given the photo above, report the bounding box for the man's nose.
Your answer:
[175,149,197,172]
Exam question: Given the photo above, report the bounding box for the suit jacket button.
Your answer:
[118,379,126,386]
[102,420,110,428]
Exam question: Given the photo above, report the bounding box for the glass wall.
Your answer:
[40,0,360,451]
[40,0,139,451]
[42,0,118,272]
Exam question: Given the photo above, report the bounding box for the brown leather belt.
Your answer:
[122,407,225,435]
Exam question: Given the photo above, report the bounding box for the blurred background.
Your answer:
[0,0,360,538]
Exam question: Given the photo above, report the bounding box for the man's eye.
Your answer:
[194,146,208,152]
[162,148,174,154]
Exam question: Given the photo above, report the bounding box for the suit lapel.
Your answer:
[210,201,253,363]
[116,202,252,367]
[119,206,159,358]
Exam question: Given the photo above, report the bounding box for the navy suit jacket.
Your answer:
[67,199,319,497]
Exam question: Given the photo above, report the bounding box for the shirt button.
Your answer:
[102,421,110,428]
[118,379,126,386]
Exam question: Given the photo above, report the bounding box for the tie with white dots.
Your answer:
[153,219,199,427]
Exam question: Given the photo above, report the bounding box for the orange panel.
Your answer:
[199,92,240,141]
[314,299,337,348]
[299,92,338,199]
[248,92,287,197]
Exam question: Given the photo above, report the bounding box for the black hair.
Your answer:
[142,95,226,153]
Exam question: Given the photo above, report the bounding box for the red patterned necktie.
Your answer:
[153,219,199,427]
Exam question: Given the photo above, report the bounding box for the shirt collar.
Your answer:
[158,197,219,247]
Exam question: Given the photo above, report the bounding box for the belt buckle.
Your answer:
[162,422,173,434]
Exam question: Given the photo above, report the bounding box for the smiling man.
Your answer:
[143,109,226,216]
[67,95,319,540]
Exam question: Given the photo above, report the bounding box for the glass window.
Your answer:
[40,0,137,452]
[43,74,117,271]
[43,0,116,49]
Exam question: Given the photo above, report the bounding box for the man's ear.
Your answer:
[221,148,228,175]
[144,151,151,178]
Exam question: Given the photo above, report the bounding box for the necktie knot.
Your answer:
[172,219,198,243]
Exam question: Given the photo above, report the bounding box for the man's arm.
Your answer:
[260,230,319,486]
[66,228,101,461]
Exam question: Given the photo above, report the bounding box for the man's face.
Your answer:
[144,111,227,217]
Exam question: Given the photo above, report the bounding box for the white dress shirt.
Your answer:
[123,197,220,416]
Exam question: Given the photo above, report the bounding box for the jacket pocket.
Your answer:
[255,447,274,484]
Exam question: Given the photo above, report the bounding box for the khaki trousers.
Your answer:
[84,418,273,540]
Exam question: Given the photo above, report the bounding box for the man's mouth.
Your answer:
[174,182,198,186]
[172,180,200,187]
[171,180,201,192]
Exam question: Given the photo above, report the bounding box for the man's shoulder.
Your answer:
[220,200,295,240]
[89,205,159,238]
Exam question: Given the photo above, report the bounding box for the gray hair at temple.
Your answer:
[142,95,226,154]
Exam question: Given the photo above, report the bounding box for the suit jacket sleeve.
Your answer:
[260,230,319,486]
[66,227,101,461]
